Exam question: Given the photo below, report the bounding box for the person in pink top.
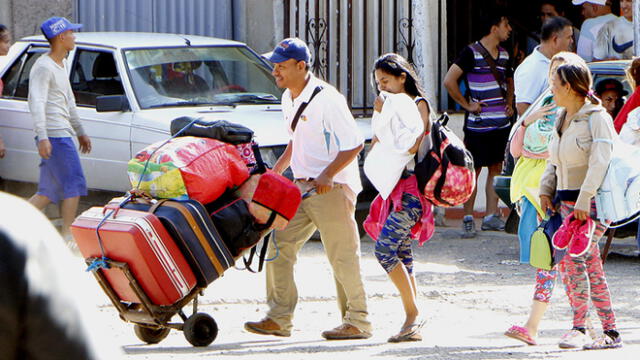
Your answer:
[613,57,640,133]
[0,24,11,159]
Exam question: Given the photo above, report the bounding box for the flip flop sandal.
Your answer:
[388,320,426,343]
[388,330,423,343]
[504,325,537,346]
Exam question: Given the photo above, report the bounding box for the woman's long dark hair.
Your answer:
[372,53,426,99]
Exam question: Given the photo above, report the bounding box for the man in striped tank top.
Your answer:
[444,10,514,238]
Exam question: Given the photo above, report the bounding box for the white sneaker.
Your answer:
[559,329,589,349]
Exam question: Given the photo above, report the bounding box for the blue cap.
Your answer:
[40,17,82,40]
[265,38,311,64]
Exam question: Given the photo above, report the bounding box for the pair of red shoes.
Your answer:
[552,213,596,257]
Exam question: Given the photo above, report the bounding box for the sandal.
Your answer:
[388,320,425,343]
[504,325,537,346]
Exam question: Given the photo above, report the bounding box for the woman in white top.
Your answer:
[364,53,433,342]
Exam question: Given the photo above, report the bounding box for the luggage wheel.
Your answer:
[183,312,218,347]
[134,324,171,344]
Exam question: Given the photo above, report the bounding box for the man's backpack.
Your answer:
[415,114,476,207]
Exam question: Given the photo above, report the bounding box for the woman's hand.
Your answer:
[374,94,385,113]
[573,209,589,221]
[522,104,556,127]
[540,195,555,214]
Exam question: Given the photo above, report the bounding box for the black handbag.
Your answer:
[170,116,254,145]
[209,198,267,257]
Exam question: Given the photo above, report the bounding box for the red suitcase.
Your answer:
[71,206,197,306]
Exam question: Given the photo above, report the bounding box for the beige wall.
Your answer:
[1,0,73,40]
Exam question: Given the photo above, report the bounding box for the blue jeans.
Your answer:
[517,197,539,264]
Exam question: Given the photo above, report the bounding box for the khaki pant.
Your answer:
[266,182,371,332]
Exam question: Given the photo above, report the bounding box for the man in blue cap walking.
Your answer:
[244,38,372,340]
[28,17,91,246]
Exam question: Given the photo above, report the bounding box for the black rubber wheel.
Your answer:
[183,312,218,347]
[134,324,171,344]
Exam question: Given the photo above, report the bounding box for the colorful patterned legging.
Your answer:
[557,200,617,331]
[374,193,423,274]
[533,268,558,303]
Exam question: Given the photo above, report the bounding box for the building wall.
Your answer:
[3,0,73,40]
[414,0,444,110]
[75,0,235,39]
[234,0,280,55]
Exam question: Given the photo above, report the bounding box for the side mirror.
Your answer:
[96,95,130,112]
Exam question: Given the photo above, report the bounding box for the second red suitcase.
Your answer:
[71,206,197,306]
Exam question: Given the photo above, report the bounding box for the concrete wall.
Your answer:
[234,0,281,55]
[1,0,73,40]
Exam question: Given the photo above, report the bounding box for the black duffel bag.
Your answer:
[170,116,253,145]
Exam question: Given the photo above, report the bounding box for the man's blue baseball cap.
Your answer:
[40,17,82,40]
[265,38,311,64]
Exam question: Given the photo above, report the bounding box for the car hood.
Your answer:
[134,105,372,147]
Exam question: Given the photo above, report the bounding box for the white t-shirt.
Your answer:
[577,13,618,62]
[514,46,551,105]
[28,54,85,140]
[282,74,364,194]
[594,16,634,60]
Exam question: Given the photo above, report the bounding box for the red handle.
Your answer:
[102,203,121,218]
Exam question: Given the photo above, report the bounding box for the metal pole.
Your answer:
[284,0,291,38]
[635,0,640,56]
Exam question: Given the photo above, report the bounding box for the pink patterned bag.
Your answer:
[415,114,476,207]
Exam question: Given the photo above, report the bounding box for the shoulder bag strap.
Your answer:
[290,86,324,132]
[471,43,507,99]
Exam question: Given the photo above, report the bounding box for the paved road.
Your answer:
[75,224,640,360]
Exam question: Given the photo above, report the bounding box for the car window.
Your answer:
[593,74,632,96]
[71,49,124,107]
[1,46,47,99]
[124,46,281,109]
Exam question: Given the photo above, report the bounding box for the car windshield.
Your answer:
[124,46,281,109]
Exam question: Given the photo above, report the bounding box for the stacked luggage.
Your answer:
[71,117,301,347]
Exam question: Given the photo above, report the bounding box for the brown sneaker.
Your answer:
[321,324,372,340]
[244,318,291,337]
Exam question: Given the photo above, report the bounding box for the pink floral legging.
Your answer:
[555,200,617,331]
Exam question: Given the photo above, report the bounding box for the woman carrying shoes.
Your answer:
[539,56,622,350]
[363,53,434,343]
[504,52,598,347]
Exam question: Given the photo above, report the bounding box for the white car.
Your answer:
[0,32,372,192]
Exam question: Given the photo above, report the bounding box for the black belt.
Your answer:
[295,177,315,182]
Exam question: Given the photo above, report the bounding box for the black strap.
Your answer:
[470,42,507,99]
[433,154,454,207]
[242,212,277,273]
[290,86,323,132]
[251,142,267,174]
[243,231,272,273]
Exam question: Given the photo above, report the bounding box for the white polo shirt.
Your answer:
[281,74,364,194]
[514,46,551,105]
